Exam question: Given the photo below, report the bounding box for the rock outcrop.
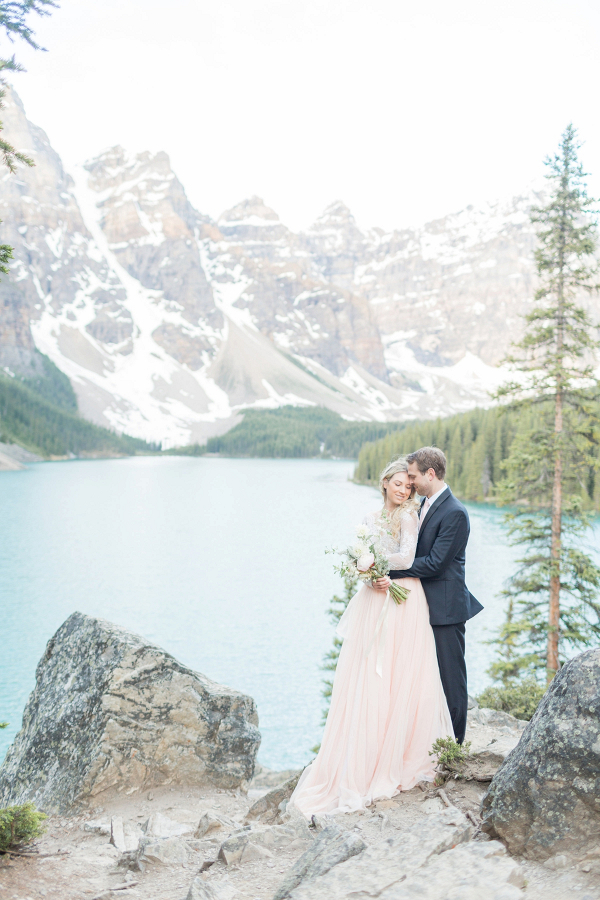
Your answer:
[273,823,366,900]
[245,771,303,825]
[0,612,260,812]
[481,649,600,860]
[280,808,524,900]
[6,753,593,900]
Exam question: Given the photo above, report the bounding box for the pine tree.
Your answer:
[493,124,600,682]
[0,1,56,171]
[0,1,57,272]
[319,571,358,724]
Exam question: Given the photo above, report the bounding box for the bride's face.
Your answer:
[384,472,411,507]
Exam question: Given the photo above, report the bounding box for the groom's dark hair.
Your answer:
[406,447,446,480]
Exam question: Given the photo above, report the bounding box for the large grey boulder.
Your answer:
[481,649,600,860]
[0,612,261,812]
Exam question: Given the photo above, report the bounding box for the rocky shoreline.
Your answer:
[1,615,599,900]
[1,737,597,900]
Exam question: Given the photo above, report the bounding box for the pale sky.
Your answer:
[6,0,600,232]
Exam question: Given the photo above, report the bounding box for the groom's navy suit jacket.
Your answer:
[388,487,483,626]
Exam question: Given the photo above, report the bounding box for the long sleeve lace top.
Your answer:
[363,509,418,571]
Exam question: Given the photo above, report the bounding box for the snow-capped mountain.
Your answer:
[0,87,539,447]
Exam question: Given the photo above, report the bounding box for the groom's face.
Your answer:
[407,461,431,497]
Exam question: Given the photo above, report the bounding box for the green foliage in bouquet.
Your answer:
[476,678,546,722]
[0,802,47,853]
[328,521,410,605]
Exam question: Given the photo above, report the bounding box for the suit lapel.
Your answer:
[419,487,452,535]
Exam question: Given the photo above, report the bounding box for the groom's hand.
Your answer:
[372,576,391,592]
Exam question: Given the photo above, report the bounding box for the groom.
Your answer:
[374,446,482,743]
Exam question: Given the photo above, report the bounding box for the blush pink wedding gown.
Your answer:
[290,508,454,817]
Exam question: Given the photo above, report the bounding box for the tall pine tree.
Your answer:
[0,1,57,272]
[313,570,357,751]
[493,125,600,682]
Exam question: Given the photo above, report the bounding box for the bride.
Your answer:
[289,457,454,817]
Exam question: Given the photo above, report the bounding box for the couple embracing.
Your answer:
[291,447,483,817]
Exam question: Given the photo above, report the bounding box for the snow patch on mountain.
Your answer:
[0,87,546,448]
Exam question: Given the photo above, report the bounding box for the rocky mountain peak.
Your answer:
[302,201,368,290]
[79,143,219,340]
[311,200,358,230]
[219,195,281,225]
[217,196,290,244]
[82,142,206,250]
[307,200,366,249]
[84,146,177,199]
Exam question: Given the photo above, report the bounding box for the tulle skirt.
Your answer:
[290,578,454,817]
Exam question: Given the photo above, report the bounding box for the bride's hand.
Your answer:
[372,576,391,592]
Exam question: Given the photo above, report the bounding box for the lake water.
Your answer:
[0,456,539,769]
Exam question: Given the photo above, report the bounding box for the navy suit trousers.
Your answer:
[432,622,467,744]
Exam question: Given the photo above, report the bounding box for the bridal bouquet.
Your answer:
[329,524,410,605]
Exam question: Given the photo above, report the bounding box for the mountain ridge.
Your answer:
[0,86,543,447]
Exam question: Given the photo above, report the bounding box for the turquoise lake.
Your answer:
[2,455,592,770]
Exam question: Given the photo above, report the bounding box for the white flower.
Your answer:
[356,525,370,540]
[351,542,369,558]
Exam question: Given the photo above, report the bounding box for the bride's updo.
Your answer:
[379,457,420,538]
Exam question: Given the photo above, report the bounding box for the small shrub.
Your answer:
[0,803,47,853]
[429,736,472,770]
[476,678,546,721]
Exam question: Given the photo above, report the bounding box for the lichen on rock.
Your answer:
[0,612,261,812]
[481,648,600,860]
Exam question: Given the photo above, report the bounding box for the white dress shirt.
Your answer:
[419,483,448,530]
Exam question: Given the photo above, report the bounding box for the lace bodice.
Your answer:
[363,508,418,570]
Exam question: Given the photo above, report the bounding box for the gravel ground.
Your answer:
[1,731,599,900]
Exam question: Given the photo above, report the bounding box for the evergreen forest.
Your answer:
[353,402,600,510]
[172,406,405,459]
[0,354,155,457]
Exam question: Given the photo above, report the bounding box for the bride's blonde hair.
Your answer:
[379,457,419,537]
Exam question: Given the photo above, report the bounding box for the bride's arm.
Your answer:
[387,511,418,570]
[389,507,469,579]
